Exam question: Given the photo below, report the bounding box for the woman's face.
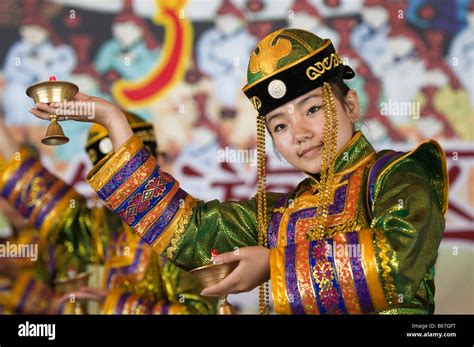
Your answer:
[265,86,360,174]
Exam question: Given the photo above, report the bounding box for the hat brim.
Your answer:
[342,65,355,80]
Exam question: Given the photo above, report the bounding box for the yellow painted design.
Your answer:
[112,0,193,108]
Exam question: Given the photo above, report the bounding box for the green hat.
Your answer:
[243,28,355,116]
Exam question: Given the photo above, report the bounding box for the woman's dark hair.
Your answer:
[330,77,351,112]
[331,77,366,132]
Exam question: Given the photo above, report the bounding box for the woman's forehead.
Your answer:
[265,88,323,120]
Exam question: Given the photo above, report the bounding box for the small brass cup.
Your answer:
[26,80,79,146]
[190,261,239,315]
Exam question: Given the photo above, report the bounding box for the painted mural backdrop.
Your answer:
[0,0,472,313]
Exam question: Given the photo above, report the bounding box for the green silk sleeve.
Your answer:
[170,198,259,270]
[87,134,282,270]
[369,142,447,313]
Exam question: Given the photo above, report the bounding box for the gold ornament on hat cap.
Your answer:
[268,79,287,99]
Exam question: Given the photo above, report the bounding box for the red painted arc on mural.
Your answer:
[118,8,184,102]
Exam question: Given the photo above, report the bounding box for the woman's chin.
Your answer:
[300,165,321,175]
[288,158,321,175]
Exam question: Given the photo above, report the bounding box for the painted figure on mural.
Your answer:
[2,5,76,126]
[351,5,453,142]
[54,35,110,167]
[196,0,257,120]
[447,5,474,107]
[94,0,161,84]
[440,1,474,142]
[288,0,340,48]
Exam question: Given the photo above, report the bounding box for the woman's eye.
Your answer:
[274,124,286,132]
[307,105,322,116]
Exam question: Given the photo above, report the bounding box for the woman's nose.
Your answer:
[294,122,313,143]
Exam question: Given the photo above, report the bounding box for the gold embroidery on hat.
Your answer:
[251,96,262,111]
[306,53,343,80]
[249,30,292,76]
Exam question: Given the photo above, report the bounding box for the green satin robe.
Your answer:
[86,130,448,314]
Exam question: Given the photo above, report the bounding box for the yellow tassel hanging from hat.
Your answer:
[307,82,339,241]
[256,115,270,314]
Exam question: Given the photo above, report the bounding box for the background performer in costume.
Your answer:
[0,113,215,314]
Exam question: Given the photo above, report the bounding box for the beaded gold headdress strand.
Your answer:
[256,114,270,315]
[308,82,339,240]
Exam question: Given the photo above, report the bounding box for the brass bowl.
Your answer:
[26,79,78,146]
[26,80,78,104]
[190,261,239,314]
[190,261,238,288]
[53,272,90,294]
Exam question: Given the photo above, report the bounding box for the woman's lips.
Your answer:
[299,145,322,157]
